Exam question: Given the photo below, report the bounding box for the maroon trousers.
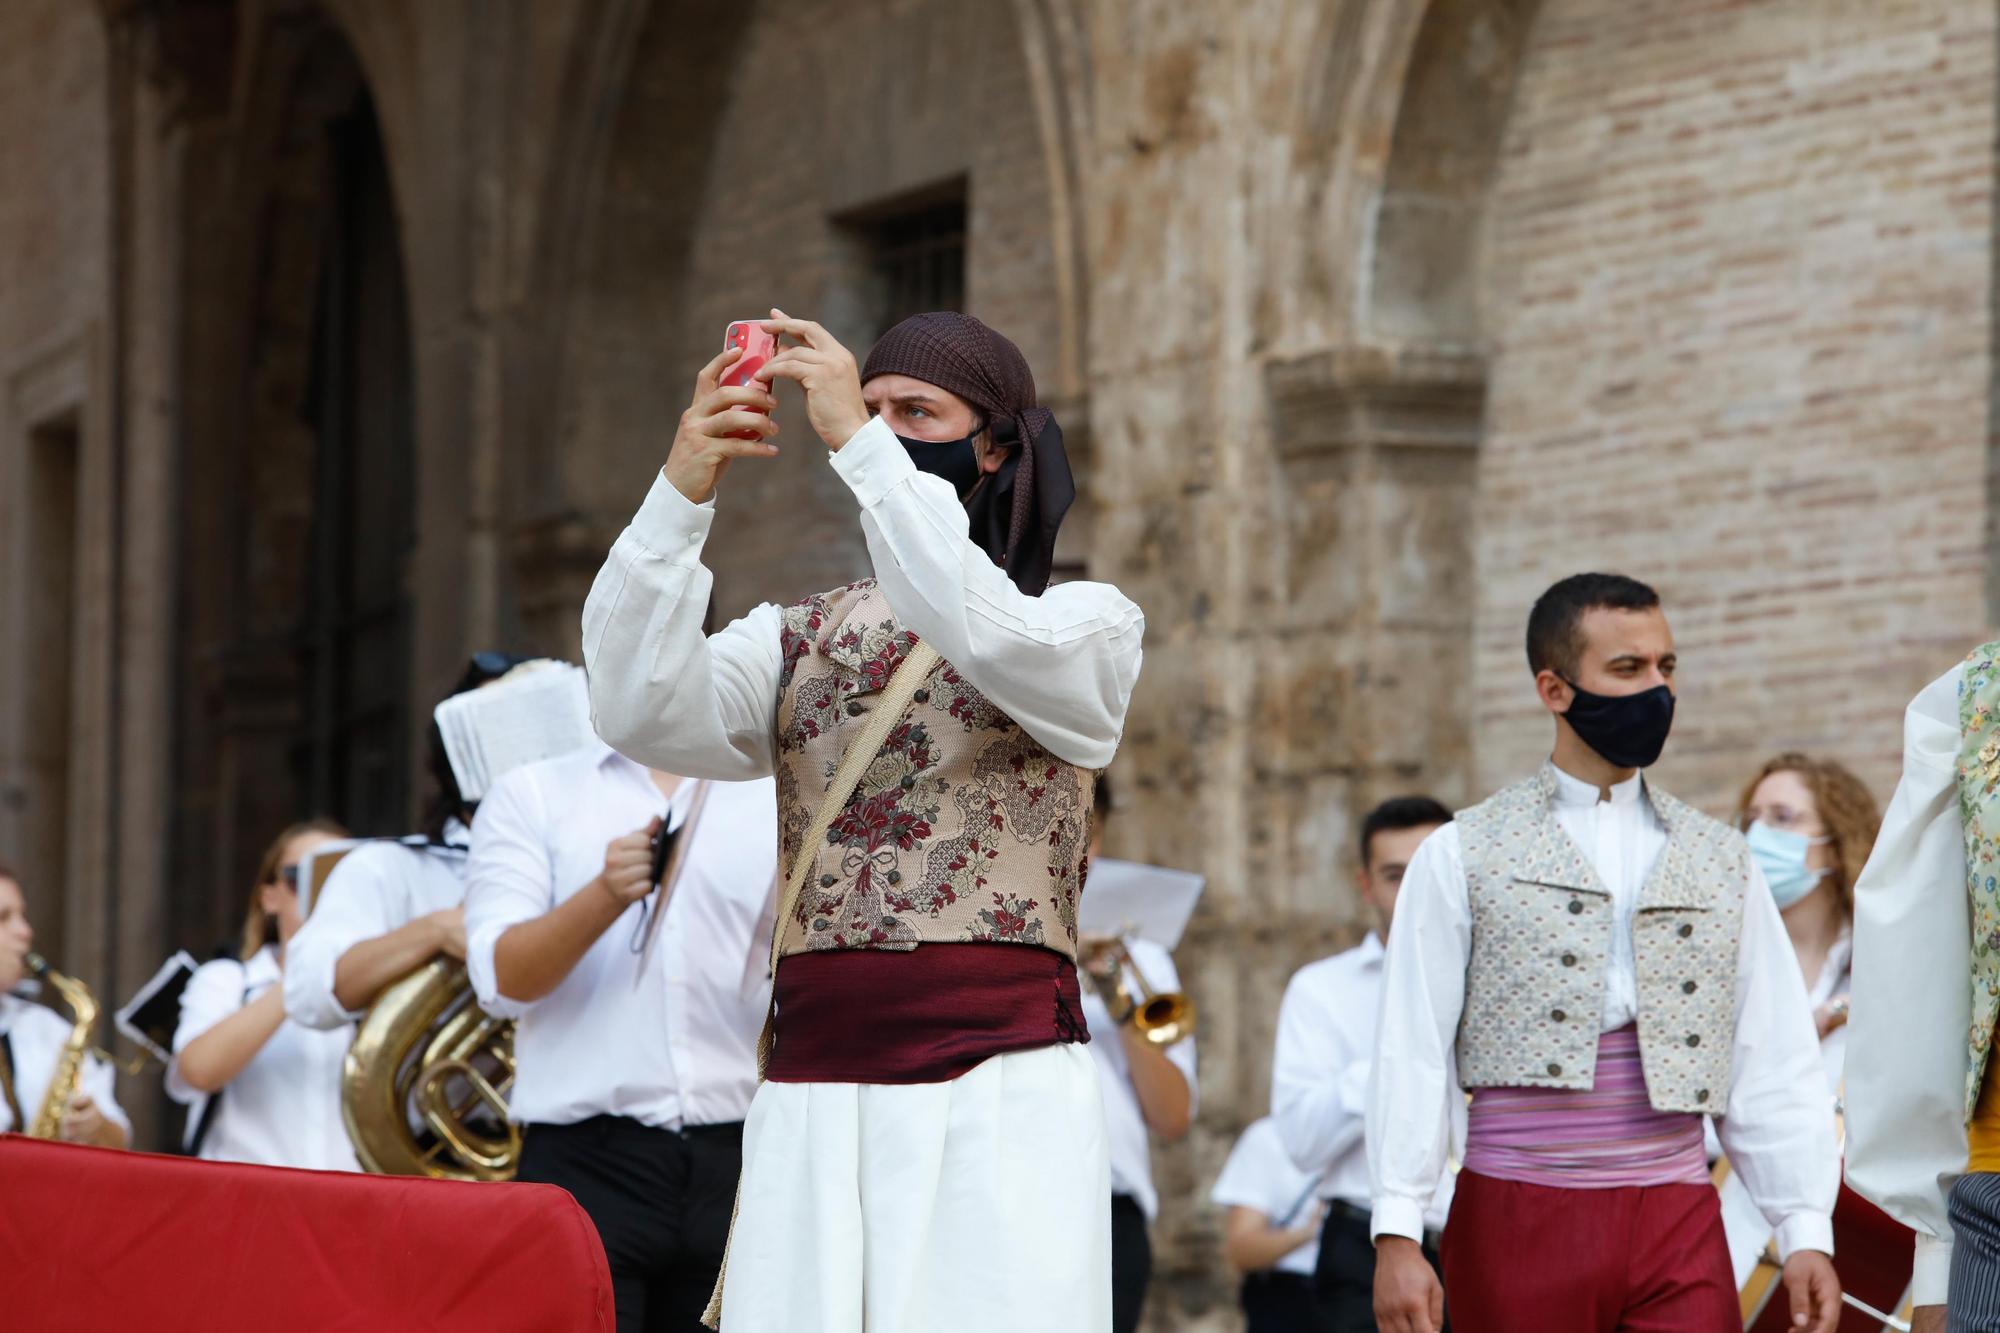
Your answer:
[1441,1170,1737,1333]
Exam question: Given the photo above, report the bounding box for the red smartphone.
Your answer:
[723,321,778,440]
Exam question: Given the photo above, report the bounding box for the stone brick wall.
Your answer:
[1474,0,1996,813]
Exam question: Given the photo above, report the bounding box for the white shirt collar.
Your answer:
[1548,760,1645,809]
[1357,931,1386,966]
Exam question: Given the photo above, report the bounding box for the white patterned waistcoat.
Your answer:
[1454,767,1748,1113]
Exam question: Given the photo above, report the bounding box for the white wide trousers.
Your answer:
[718,1042,1112,1332]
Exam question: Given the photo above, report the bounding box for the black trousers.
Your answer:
[515,1115,743,1333]
[1111,1192,1152,1333]
[1241,1270,1323,1332]
[1313,1202,1448,1333]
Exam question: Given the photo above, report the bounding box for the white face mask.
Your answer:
[1745,820,1831,909]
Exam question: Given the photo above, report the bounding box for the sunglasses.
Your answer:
[276,865,301,889]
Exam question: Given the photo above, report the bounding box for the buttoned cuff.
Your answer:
[1370,1195,1427,1244]
[1912,1232,1953,1306]
[1773,1212,1835,1263]
[827,416,916,510]
[630,468,717,561]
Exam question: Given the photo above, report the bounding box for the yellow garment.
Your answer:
[1970,1051,2000,1173]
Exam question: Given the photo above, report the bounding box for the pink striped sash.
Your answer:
[1461,1023,1708,1188]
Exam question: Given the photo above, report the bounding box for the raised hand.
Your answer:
[756,309,869,451]
[663,344,782,504]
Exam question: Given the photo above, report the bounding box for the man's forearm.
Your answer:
[491,880,626,1004]
[332,917,446,1013]
[1121,1030,1192,1141]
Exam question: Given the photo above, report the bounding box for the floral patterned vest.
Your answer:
[771,579,1095,962]
[1455,768,1747,1113]
[1955,642,2000,1119]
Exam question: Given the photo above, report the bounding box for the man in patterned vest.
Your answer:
[1848,644,2000,1333]
[582,308,1143,1333]
[1368,572,1841,1333]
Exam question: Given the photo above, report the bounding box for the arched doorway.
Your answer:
[170,14,416,947]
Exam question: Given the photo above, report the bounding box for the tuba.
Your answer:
[22,951,98,1139]
[309,843,520,1182]
[341,957,519,1181]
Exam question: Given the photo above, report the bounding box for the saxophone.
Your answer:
[22,951,98,1139]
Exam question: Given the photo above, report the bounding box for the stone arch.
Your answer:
[170,6,419,931]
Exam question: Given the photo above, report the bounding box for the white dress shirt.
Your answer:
[1081,936,1198,1221]
[166,945,360,1171]
[580,416,1145,779]
[283,833,469,1031]
[1718,929,1852,1282]
[1368,764,1838,1261]
[1212,1115,1324,1277]
[0,991,129,1137]
[1271,934,1452,1227]
[1846,662,1968,1305]
[463,743,777,1129]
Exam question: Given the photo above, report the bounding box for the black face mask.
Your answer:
[896,430,983,499]
[1558,680,1676,770]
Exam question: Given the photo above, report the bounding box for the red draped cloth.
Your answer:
[0,1134,614,1331]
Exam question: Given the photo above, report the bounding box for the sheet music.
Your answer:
[115,951,199,1065]
[433,661,595,802]
[1077,857,1205,949]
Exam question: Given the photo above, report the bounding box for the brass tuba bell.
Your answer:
[341,956,520,1181]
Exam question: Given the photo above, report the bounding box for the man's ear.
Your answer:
[1534,668,1572,717]
[976,427,1006,476]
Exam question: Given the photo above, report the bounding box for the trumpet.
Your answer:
[1083,937,1196,1047]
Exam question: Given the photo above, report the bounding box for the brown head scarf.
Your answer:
[860,312,1076,597]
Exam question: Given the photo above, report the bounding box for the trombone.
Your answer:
[1083,936,1196,1047]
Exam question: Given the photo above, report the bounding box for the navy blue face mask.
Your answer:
[1558,679,1676,770]
[896,429,984,499]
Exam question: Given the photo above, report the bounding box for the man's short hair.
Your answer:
[0,858,17,884]
[1525,573,1661,679]
[1359,796,1453,870]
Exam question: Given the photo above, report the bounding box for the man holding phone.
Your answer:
[582,309,1144,1332]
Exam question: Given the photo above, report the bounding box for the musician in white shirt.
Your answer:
[1212,1115,1329,1332]
[170,819,360,1170]
[284,653,531,1032]
[1271,795,1454,1330]
[464,742,777,1333]
[1077,778,1196,1333]
[0,862,128,1147]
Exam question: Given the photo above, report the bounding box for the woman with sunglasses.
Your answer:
[169,818,354,1167]
[1723,753,1913,1324]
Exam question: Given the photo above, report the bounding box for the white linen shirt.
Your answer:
[1211,1115,1324,1277]
[1845,662,1970,1306]
[463,744,776,1129]
[1081,936,1198,1221]
[0,992,129,1137]
[579,416,1145,780]
[1271,934,1451,1227]
[283,835,469,1031]
[166,945,360,1171]
[1367,765,1838,1262]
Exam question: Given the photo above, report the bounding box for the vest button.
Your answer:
[1677,923,1694,938]
[1561,953,1577,967]
[1696,1089,1710,1104]
[913,688,931,704]
[1568,899,1584,915]
[819,874,837,888]
[1682,980,1697,994]
[1685,1033,1701,1048]
[900,775,916,790]
[887,870,902,885]
[1547,1062,1562,1076]
[846,701,865,716]
[1550,1008,1566,1022]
